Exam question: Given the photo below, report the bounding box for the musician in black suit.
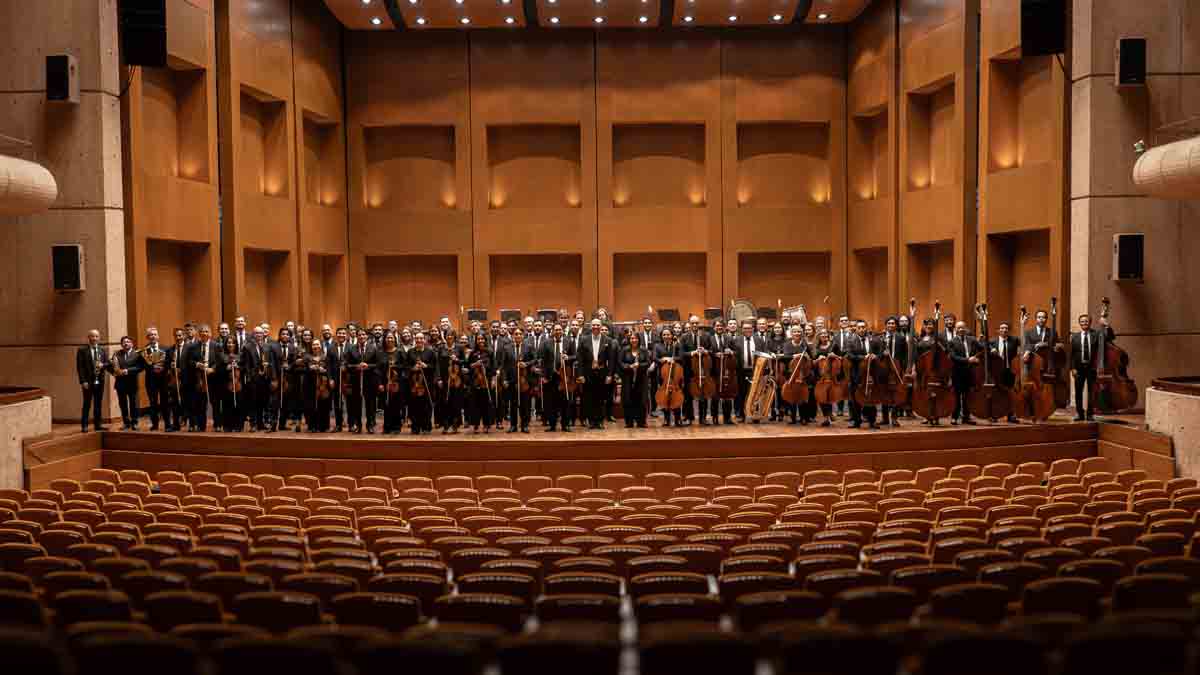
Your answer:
[407,333,438,435]
[710,320,737,425]
[76,329,110,433]
[734,322,765,423]
[1070,313,1115,421]
[163,328,187,432]
[504,328,541,434]
[637,318,659,418]
[780,326,811,425]
[879,317,906,427]
[242,328,271,431]
[110,335,143,430]
[680,316,718,425]
[1022,309,1058,358]
[141,328,168,431]
[541,323,575,433]
[948,321,979,425]
[833,316,854,415]
[326,327,350,432]
[346,329,380,433]
[576,319,617,430]
[991,322,1021,424]
[619,332,652,428]
[274,329,303,432]
[184,324,220,431]
[845,321,879,429]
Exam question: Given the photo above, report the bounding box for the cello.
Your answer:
[655,350,685,411]
[717,339,739,402]
[911,302,956,423]
[780,346,812,405]
[966,304,1013,422]
[1044,297,1071,409]
[813,335,849,408]
[1092,297,1138,412]
[688,342,716,400]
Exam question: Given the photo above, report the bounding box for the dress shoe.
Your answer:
[1074,415,1085,422]
[1086,415,1096,421]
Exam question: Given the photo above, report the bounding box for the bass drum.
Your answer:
[743,354,777,422]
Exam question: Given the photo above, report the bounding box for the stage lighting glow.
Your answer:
[370,16,381,25]
[505,16,515,24]
[416,16,426,24]
[639,15,648,23]
[460,16,470,24]
[550,16,559,23]
[818,12,829,20]
[594,16,604,23]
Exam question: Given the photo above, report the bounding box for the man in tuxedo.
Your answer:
[241,327,270,432]
[76,329,110,432]
[541,323,575,432]
[141,327,168,431]
[833,316,854,415]
[734,322,764,423]
[879,316,907,427]
[710,320,737,425]
[326,327,349,432]
[185,324,220,431]
[407,332,437,435]
[1023,310,1057,357]
[844,321,876,429]
[681,316,718,425]
[346,329,379,433]
[576,319,616,430]
[637,318,659,418]
[233,316,249,352]
[1071,313,1115,421]
[992,322,1021,423]
[164,328,187,431]
[948,321,978,425]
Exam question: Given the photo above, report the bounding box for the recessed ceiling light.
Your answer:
[416,16,426,24]
[594,16,604,23]
[455,0,464,4]
[550,16,559,23]
[728,15,737,22]
[817,12,829,20]
[505,16,515,24]
[638,15,648,23]
[501,0,511,3]
[460,16,470,24]
[370,16,382,25]
[772,13,783,21]
[361,0,371,5]
[548,0,556,3]
[408,0,417,4]
[594,0,603,4]
[683,15,693,22]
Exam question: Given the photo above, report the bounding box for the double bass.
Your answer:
[911,302,956,422]
[966,304,1013,422]
[1092,297,1137,412]
[655,351,685,410]
[688,342,716,400]
[1015,305,1051,421]
[1043,297,1071,409]
[717,341,739,402]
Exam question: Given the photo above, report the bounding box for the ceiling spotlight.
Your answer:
[416,16,426,24]
[361,0,371,5]
[683,15,693,22]
[370,16,382,25]
[772,13,783,21]
[505,16,515,24]
[817,12,829,20]
[638,15,648,23]
[460,16,470,24]
[594,16,604,23]
[550,16,559,23]
[455,0,464,4]
[595,0,603,4]
[501,0,511,3]
[408,0,417,4]
[728,15,737,22]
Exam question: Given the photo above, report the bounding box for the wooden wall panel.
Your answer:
[898,0,979,322]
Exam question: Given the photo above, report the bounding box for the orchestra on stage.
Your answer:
[74,297,1137,435]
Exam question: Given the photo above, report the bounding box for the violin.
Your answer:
[688,343,716,399]
[409,353,427,398]
[780,347,811,405]
[814,349,848,406]
[966,304,1013,422]
[1092,296,1137,412]
[385,351,401,395]
[911,301,956,421]
[471,352,489,389]
[229,355,243,394]
[446,351,463,391]
[655,345,685,410]
[313,355,331,401]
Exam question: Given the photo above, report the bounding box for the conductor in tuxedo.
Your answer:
[1071,313,1114,421]
[948,321,978,425]
[76,329,110,432]
[576,319,616,430]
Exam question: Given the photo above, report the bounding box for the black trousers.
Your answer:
[192,380,215,431]
[623,382,647,426]
[508,389,531,430]
[467,387,493,428]
[709,397,734,423]
[735,369,754,419]
[223,391,245,431]
[331,387,344,430]
[441,387,464,430]
[383,387,406,432]
[544,379,571,429]
[115,385,139,427]
[1074,367,1097,418]
[164,380,184,430]
[146,379,165,428]
[585,374,609,427]
[81,384,104,430]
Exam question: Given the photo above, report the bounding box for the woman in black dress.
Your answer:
[620,331,651,428]
[466,333,494,433]
[378,332,405,434]
[216,336,244,432]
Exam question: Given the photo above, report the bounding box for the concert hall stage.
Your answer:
[24,417,1130,489]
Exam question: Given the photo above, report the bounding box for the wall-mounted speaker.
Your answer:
[1116,38,1147,87]
[1112,233,1144,282]
[46,55,79,104]
[119,0,167,68]
[1021,0,1066,57]
[52,244,85,292]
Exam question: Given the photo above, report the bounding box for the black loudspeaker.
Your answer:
[120,0,167,68]
[1021,0,1066,57]
[52,244,85,292]
[1116,38,1147,87]
[46,55,79,104]
[1112,234,1144,281]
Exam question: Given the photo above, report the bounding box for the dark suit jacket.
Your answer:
[540,337,576,380]
[1071,326,1115,370]
[1022,325,1058,353]
[76,344,109,387]
[577,334,617,378]
[733,335,767,371]
[184,340,220,383]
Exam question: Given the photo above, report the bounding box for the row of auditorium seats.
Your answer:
[2,458,1200,674]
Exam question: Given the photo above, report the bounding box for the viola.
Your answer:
[814,351,848,406]
[446,352,463,391]
[780,349,811,405]
[655,349,685,410]
[229,356,242,394]
[688,346,716,399]
[410,354,427,398]
[385,352,401,395]
[966,304,1013,422]
[1092,296,1137,412]
[314,356,331,401]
